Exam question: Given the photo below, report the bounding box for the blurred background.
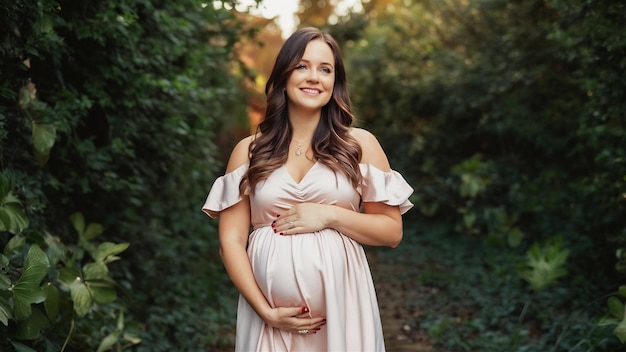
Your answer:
[1,0,625,351]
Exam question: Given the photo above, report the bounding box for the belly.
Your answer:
[247,227,352,316]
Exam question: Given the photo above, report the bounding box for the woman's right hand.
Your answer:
[261,306,327,335]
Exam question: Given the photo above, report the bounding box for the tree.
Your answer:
[335,0,626,348]
[0,0,249,350]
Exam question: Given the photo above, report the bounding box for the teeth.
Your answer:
[302,89,319,94]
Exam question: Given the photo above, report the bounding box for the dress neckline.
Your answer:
[282,160,320,185]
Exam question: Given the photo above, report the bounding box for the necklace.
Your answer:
[293,137,311,156]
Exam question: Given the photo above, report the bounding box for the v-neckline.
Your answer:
[283,161,319,185]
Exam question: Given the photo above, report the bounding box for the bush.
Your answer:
[1,0,248,350]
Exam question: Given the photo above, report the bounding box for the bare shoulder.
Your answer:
[225,135,255,172]
[349,127,391,171]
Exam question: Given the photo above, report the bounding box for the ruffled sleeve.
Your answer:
[358,164,414,215]
[201,164,248,218]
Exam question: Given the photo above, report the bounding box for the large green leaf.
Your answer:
[12,245,50,320]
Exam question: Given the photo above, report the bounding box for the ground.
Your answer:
[369,247,435,352]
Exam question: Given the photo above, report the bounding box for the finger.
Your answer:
[288,306,309,317]
[272,217,298,235]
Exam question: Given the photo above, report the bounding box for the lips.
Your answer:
[300,88,321,95]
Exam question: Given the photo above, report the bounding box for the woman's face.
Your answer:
[285,39,335,113]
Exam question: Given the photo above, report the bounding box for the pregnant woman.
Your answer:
[202,27,413,351]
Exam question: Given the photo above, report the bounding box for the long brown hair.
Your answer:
[240,27,362,194]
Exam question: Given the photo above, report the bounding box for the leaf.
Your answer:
[70,279,92,317]
[614,310,626,343]
[15,306,49,340]
[83,261,109,280]
[619,285,626,298]
[9,341,38,352]
[43,282,60,320]
[123,333,142,345]
[70,212,85,237]
[608,296,625,319]
[94,242,129,263]
[517,237,569,292]
[96,329,122,352]
[87,281,117,304]
[44,233,66,266]
[0,273,11,290]
[3,235,26,256]
[57,267,81,289]
[34,147,51,168]
[83,223,104,241]
[507,227,524,248]
[31,118,56,168]
[0,203,29,234]
[12,245,50,320]
[0,174,9,199]
[0,291,12,325]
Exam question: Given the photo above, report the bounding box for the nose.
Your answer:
[306,69,319,82]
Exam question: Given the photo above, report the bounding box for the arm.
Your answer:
[217,137,326,332]
[273,128,404,248]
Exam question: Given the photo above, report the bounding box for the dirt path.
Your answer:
[368,248,435,352]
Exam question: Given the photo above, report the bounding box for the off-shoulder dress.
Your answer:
[202,161,413,352]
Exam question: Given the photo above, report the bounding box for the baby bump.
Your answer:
[247,227,350,316]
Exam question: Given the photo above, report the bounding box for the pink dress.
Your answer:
[202,161,413,352]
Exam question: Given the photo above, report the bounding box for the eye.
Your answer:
[320,67,332,74]
[295,64,307,70]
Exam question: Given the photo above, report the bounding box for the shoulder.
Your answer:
[225,134,256,172]
[349,127,391,171]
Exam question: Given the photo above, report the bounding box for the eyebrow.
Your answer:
[300,59,334,68]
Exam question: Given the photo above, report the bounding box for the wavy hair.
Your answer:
[240,27,362,195]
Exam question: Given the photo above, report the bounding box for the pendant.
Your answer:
[296,144,303,156]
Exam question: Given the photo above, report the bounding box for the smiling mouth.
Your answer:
[301,88,321,95]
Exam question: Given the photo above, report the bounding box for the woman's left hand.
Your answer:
[272,203,334,235]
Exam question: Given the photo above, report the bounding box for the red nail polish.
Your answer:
[301,307,309,314]
[280,232,284,236]
[276,214,280,217]
[273,229,277,233]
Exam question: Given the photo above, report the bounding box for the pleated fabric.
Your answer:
[203,162,413,352]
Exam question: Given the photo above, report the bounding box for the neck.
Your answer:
[288,107,320,141]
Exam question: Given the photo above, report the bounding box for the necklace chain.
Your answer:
[293,137,311,157]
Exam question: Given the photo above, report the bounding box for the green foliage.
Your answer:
[599,286,626,344]
[0,207,132,351]
[517,237,570,292]
[1,0,250,350]
[335,0,626,348]
[375,224,619,351]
